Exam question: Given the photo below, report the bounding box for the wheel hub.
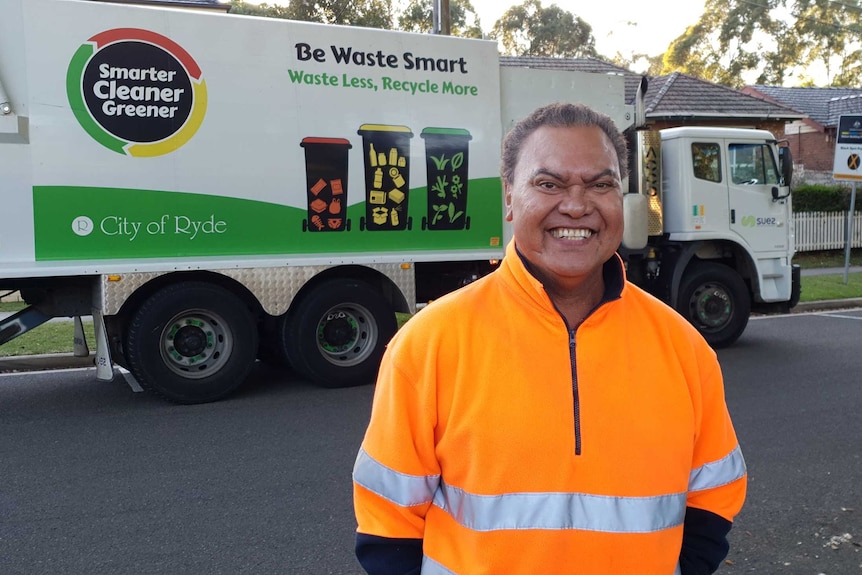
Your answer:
[694,285,732,328]
[172,324,210,357]
[315,304,377,367]
[318,311,358,353]
[161,312,231,377]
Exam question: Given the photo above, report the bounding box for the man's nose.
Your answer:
[557,186,589,217]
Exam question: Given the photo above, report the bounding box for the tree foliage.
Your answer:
[228,1,292,18]
[612,52,663,76]
[661,0,784,88]
[788,0,862,86]
[397,0,483,38]
[491,0,597,58]
[662,0,862,87]
[228,0,394,29]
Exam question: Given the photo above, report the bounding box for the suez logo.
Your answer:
[741,216,778,227]
[66,28,207,157]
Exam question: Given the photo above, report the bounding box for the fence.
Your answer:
[794,211,862,252]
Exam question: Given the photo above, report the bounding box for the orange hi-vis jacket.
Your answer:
[354,241,747,575]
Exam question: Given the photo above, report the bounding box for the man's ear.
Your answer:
[504,181,513,222]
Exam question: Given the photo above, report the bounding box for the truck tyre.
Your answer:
[125,282,258,404]
[280,279,396,388]
[677,262,750,348]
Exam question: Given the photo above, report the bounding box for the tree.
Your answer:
[612,52,663,76]
[228,0,395,30]
[285,0,394,29]
[660,0,862,87]
[397,0,483,38]
[228,1,292,18]
[661,0,781,88]
[491,0,597,58]
[785,0,862,86]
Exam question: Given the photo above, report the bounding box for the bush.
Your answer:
[793,184,862,212]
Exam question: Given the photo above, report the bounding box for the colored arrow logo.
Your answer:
[66,28,207,157]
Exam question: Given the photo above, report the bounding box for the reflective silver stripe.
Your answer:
[689,445,747,492]
[352,448,439,507]
[432,482,686,533]
[425,554,681,575]
[421,555,457,575]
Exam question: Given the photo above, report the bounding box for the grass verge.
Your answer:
[793,248,862,268]
[799,273,862,302]
[0,319,96,358]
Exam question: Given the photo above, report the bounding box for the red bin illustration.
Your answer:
[300,137,352,232]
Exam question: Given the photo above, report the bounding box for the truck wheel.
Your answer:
[125,282,258,404]
[280,279,396,388]
[677,262,750,348]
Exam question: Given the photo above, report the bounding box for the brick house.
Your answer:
[743,85,862,184]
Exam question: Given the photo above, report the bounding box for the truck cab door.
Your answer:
[727,142,789,254]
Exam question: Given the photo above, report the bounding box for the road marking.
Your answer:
[813,312,862,320]
[0,366,94,377]
[118,367,144,392]
[750,310,862,321]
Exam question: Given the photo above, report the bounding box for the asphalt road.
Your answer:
[1,310,860,575]
[0,368,373,575]
[720,309,862,574]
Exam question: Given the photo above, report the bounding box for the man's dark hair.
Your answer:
[501,102,629,184]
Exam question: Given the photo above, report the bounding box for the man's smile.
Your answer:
[550,227,593,240]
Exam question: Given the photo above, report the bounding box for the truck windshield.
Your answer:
[729,143,779,185]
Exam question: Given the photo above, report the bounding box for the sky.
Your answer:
[465,0,706,58]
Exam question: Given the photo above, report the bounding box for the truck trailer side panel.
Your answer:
[3,0,505,270]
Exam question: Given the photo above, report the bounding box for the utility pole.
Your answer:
[432,0,451,35]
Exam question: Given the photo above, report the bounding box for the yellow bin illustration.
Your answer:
[357,124,414,231]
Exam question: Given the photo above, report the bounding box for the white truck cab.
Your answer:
[623,126,799,347]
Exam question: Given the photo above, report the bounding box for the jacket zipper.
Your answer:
[569,328,581,456]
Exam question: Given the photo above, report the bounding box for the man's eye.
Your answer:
[537,181,558,190]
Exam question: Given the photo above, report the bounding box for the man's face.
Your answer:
[504,124,624,289]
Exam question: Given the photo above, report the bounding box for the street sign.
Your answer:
[833,115,862,180]
[833,116,861,282]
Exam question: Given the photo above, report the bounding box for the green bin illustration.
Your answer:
[300,137,352,232]
[420,128,472,231]
[356,124,414,231]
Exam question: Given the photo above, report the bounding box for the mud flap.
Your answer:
[789,263,801,308]
[91,310,114,381]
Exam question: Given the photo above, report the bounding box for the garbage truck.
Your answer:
[0,0,799,403]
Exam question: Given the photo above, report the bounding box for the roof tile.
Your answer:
[747,85,862,127]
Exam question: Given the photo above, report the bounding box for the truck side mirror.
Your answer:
[772,186,790,202]
[622,193,648,250]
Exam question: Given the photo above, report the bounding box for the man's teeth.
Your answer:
[552,228,592,239]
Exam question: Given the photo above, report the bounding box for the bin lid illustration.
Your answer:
[301,137,352,148]
[358,124,413,136]
[420,127,472,140]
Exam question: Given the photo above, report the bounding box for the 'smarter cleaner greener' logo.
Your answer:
[66,28,207,157]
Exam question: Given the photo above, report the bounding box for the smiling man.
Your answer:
[353,103,747,575]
